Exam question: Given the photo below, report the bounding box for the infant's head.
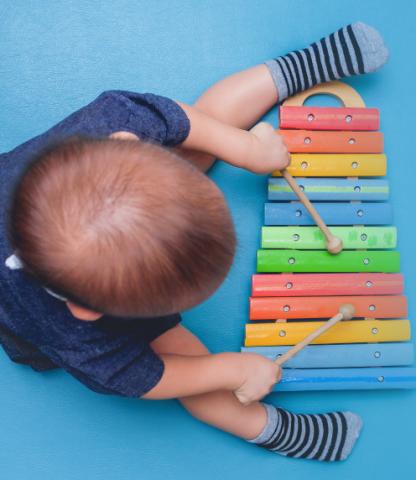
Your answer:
[9,138,236,318]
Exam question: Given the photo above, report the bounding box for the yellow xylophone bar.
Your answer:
[272,154,386,177]
[245,319,411,347]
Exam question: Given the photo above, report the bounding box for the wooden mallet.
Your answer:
[274,303,355,367]
[277,81,364,255]
[280,168,343,255]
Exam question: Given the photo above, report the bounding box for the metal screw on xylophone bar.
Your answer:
[280,168,344,254]
[274,304,355,366]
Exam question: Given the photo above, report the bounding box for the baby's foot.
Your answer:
[249,403,362,461]
[266,22,389,101]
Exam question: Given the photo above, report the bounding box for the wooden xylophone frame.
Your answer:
[242,81,416,391]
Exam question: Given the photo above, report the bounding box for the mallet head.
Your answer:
[339,303,355,320]
[327,236,343,255]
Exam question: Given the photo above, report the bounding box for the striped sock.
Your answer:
[266,22,389,101]
[249,404,362,462]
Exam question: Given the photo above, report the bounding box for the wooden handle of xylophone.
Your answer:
[274,304,355,366]
[281,168,344,254]
[282,80,366,108]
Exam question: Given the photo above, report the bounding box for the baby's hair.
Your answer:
[9,138,236,317]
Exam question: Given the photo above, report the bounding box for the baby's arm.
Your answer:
[178,102,289,174]
[176,64,288,174]
[143,351,280,404]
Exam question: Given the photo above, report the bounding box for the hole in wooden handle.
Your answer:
[281,81,366,108]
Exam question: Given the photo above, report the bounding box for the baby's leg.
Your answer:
[178,64,277,171]
[151,324,267,439]
[150,325,362,461]
[181,22,388,171]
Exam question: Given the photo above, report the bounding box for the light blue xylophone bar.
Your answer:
[268,178,389,201]
[264,202,393,226]
[273,367,416,391]
[241,343,414,368]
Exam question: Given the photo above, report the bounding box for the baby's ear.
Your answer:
[66,301,103,321]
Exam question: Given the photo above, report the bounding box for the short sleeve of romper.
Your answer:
[0,90,190,398]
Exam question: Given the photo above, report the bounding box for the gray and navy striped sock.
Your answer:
[266,22,389,101]
[249,404,362,462]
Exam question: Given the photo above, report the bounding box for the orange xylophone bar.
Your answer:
[249,295,407,320]
[277,129,383,153]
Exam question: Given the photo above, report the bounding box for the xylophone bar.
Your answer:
[241,343,415,368]
[251,273,404,297]
[268,178,389,201]
[261,226,396,250]
[257,250,400,273]
[277,129,383,153]
[274,367,416,391]
[249,295,407,320]
[264,202,393,226]
[279,106,380,131]
[272,154,386,177]
[245,319,411,347]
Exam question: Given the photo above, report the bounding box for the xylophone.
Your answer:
[241,81,416,391]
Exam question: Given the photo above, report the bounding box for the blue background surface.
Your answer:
[1,1,415,478]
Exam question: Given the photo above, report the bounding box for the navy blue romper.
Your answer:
[0,91,190,397]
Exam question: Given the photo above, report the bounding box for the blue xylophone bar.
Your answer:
[265,202,393,226]
[273,367,416,391]
[268,178,389,201]
[241,343,415,369]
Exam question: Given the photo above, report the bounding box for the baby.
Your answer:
[0,22,388,461]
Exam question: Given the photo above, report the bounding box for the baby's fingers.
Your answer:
[233,389,252,406]
[275,366,282,384]
[283,152,291,170]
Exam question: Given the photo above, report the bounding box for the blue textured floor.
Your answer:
[1,1,415,478]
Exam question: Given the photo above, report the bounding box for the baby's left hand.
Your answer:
[245,122,290,174]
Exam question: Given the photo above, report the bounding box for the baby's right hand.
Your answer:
[233,352,282,405]
[245,122,290,174]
